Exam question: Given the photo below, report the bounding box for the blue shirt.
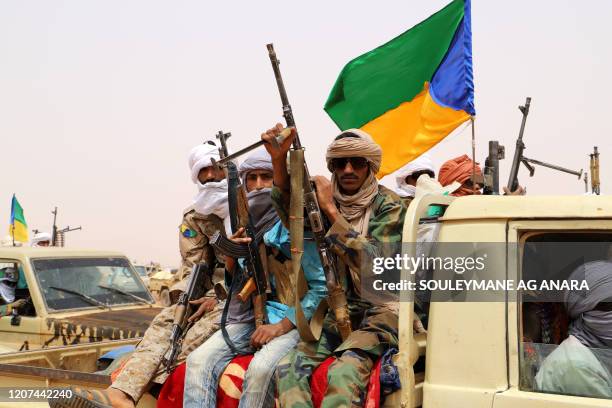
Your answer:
[263,221,327,326]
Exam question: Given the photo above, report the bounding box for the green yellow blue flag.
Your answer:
[9,194,28,243]
[324,0,474,178]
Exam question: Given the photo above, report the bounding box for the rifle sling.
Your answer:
[220,265,241,355]
[290,149,325,342]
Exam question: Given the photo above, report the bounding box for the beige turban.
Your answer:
[326,129,382,174]
[325,129,382,224]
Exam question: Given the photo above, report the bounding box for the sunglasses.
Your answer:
[331,157,369,170]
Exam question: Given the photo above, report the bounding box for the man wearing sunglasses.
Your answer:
[261,124,406,408]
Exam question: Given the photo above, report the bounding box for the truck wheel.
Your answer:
[160,288,171,307]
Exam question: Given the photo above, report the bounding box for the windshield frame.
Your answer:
[134,265,148,277]
[30,256,154,314]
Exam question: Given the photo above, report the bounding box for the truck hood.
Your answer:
[43,306,164,347]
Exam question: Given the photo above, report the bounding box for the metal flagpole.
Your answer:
[11,194,15,247]
[471,117,477,195]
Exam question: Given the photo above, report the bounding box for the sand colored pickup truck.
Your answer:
[0,340,155,408]
[1,194,611,407]
[0,248,163,353]
[391,193,612,407]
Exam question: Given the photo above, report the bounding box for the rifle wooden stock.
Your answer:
[591,146,600,195]
[172,302,188,326]
[253,294,266,328]
[237,277,256,302]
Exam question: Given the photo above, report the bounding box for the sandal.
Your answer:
[49,386,113,408]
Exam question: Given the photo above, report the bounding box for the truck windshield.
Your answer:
[134,266,147,277]
[32,257,154,311]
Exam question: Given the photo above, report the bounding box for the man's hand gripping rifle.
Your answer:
[164,262,210,372]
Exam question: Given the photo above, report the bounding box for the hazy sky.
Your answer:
[1,0,610,266]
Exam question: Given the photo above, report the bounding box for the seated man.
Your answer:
[535,260,612,399]
[0,267,27,316]
[392,153,435,206]
[183,149,326,408]
[262,125,406,408]
[53,141,229,408]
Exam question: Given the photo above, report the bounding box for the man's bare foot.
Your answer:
[105,387,135,408]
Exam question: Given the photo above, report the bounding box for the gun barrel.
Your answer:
[213,130,291,167]
[267,43,301,150]
[522,157,582,178]
[216,130,231,159]
[506,97,532,191]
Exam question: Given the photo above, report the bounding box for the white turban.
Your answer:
[188,142,230,232]
[31,232,52,247]
[188,141,220,186]
[238,148,273,184]
[393,153,435,198]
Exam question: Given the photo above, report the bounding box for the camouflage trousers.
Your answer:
[112,301,223,402]
[276,304,398,408]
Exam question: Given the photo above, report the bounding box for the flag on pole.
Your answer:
[9,195,29,243]
[324,0,474,178]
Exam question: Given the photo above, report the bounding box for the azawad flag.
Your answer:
[9,194,28,243]
[324,0,474,178]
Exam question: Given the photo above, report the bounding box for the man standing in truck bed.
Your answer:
[262,124,406,408]
[54,141,229,408]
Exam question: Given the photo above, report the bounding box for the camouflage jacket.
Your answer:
[401,196,414,208]
[174,206,227,294]
[271,184,406,299]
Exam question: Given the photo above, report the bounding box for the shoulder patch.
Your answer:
[180,224,197,238]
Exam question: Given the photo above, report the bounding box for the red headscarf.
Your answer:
[438,155,483,196]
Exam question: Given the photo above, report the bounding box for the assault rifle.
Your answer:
[214,130,268,328]
[164,262,211,372]
[506,97,582,192]
[267,43,351,341]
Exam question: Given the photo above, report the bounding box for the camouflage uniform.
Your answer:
[274,185,406,408]
[111,207,226,402]
[400,196,414,208]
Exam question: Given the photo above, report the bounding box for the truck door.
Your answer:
[0,259,41,352]
[493,220,612,408]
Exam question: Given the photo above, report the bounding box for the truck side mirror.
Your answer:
[10,309,21,326]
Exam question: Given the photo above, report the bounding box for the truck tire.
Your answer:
[160,288,171,307]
